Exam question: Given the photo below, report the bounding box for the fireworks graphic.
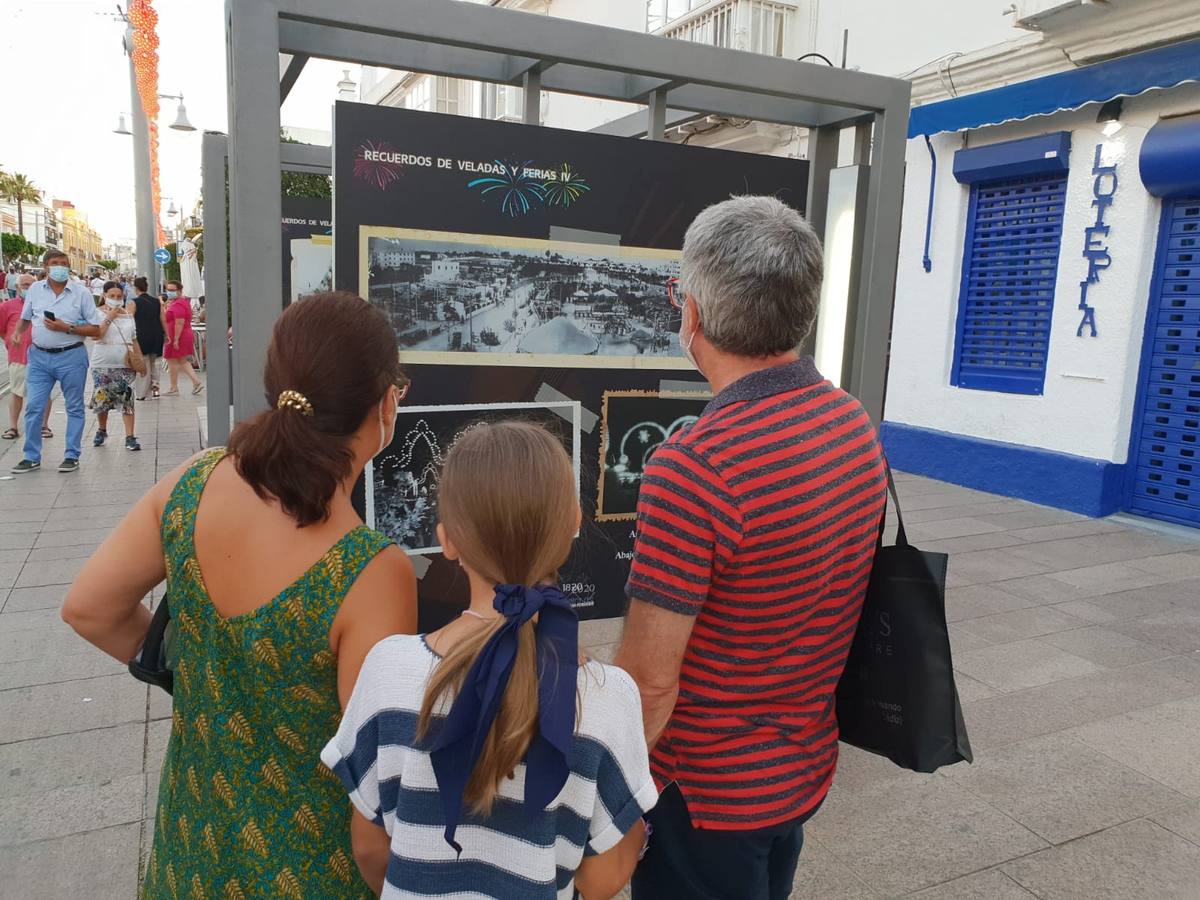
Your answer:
[468,161,547,217]
[542,164,592,207]
[354,141,404,190]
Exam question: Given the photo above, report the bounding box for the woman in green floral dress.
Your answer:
[62,293,417,897]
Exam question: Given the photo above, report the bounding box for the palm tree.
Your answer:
[0,170,8,234]
[1,173,42,239]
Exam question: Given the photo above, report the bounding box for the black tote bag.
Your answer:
[835,469,973,773]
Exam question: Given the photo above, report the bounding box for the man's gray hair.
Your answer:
[681,195,823,357]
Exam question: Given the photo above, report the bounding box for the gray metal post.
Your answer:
[522,68,541,125]
[648,88,668,140]
[201,132,232,446]
[849,92,910,423]
[798,125,841,358]
[804,125,841,241]
[227,0,283,421]
[853,120,872,166]
[125,25,155,279]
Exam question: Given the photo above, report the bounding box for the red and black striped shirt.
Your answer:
[627,358,886,831]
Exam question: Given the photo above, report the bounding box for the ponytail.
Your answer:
[224,292,404,528]
[417,618,539,815]
[226,406,354,528]
[415,421,579,814]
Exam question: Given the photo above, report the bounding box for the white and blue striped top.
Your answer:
[321,634,658,899]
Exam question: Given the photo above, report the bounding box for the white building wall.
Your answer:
[886,81,1200,465]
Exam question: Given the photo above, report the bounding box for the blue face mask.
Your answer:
[48,265,70,283]
[165,290,178,300]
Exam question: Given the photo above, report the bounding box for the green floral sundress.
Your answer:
[143,449,392,899]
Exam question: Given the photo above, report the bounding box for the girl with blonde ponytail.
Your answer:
[323,421,656,898]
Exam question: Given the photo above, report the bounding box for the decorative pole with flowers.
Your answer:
[128,0,164,250]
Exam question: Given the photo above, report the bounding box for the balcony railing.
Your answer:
[649,0,798,56]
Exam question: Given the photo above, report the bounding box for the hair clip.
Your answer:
[276,390,314,417]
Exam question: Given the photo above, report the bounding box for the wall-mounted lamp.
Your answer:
[1098,97,1123,137]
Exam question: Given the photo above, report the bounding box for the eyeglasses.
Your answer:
[667,277,684,310]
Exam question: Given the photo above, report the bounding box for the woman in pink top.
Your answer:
[162,279,203,396]
[1,274,55,440]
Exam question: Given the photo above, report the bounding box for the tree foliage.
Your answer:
[0,171,43,235]
[280,132,332,199]
[1,231,44,263]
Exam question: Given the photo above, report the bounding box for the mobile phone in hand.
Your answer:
[43,311,56,321]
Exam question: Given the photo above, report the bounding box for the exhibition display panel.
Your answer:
[334,102,808,622]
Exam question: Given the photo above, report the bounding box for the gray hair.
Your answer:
[681,195,823,357]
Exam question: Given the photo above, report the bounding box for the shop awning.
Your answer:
[908,37,1200,139]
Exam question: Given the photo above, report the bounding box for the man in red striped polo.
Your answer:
[616,195,887,900]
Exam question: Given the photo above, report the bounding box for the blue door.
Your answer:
[1128,197,1200,526]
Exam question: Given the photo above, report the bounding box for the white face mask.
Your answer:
[105,298,123,309]
[680,297,701,372]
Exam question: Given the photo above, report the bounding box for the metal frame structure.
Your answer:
[201,132,332,444]
[223,0,911,422]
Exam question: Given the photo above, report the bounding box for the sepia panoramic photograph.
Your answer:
[360,227,687,366]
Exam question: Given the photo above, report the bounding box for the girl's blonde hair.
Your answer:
[417,421,578,814]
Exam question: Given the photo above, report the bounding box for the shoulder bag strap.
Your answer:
[877,455,910,549]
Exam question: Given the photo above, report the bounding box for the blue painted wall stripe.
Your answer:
[879,421,1126,518]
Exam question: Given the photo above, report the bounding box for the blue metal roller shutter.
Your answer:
[951,172,1069,394]
[1129,197,1200,526]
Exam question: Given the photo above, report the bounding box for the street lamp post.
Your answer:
[158,196,179,289]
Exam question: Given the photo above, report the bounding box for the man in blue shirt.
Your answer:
[8,250,112,473]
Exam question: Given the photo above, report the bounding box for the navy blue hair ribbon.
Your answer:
[429,583,579,854]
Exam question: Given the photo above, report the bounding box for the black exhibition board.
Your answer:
[333,100,808,623]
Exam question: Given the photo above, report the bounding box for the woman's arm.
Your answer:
[330,545,418,705]
[330,545,418,889]
[62,487,164,661]
[61,454,201,661]
[575,820,648,900]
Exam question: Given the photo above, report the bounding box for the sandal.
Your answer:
[1,428,17,440]
[163,389,180,396]
[41,426,53,439]
[192,383,205,395]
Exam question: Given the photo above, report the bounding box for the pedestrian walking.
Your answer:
[614,196,888,900]
[162,279,202,396]
[1,273,54,441]
[89,272,105,306]
[89,282,141,451]
[120,275,137,304]
[61,292,417,899]
[131,276,164,400]
[9,250,110,474]
[324,421,654,898]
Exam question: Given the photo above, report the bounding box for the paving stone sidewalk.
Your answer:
[3,393,1200,897]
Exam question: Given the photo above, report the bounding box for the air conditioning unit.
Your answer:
[1010,0,1110,31]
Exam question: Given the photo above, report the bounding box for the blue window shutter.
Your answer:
[1127,197,1200,526]
[951,171,1068,395]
